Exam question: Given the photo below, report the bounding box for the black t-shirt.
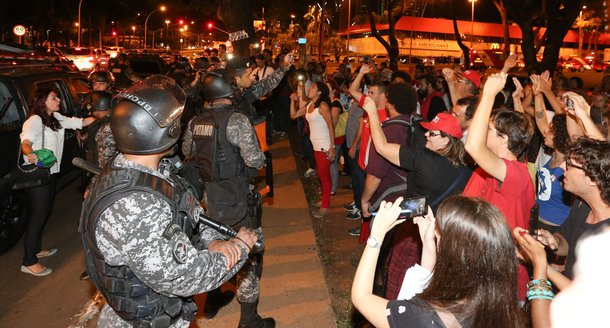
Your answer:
[558,200,610,279]
[399,142,472,211]
[386,297,448,328]
[427,96,447,121]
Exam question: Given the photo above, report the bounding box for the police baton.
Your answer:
[72,157,263,253]
[198,213,264,253]
[72,157,102,175]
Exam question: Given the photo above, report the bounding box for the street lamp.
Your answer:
[579,5,587,57]
[144,5,166,49]
[469,0,476,48]
[77,0,83,46]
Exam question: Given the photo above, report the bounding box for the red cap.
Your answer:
[420,112,463,139]
[461,70,481,89]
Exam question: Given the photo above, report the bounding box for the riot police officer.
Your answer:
[87,70,116,94]
[182,69,273,328]
[110,53,139,89]
[81,91,116,168]
[81,75,257,328]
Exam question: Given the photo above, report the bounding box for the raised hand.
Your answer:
[482,72,507,97]
[369,198,406,238]
[512,77,524,99]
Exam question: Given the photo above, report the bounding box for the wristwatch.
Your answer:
[330,145,336,149]
[366,236,381,249]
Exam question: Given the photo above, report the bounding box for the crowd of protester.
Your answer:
[11,43,610,327]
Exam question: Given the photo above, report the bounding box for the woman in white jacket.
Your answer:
[19,87,94,276]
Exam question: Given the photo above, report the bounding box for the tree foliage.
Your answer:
[504,0,583,73]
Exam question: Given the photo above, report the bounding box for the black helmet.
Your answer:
[82,91,114,112]
[112,75,186,155]
[227,55,251,74]
[200,68,238,101]
[88,70,115,86]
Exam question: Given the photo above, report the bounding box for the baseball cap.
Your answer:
[420,112,463,139]
[227,55,251,72]
[460,70,481,89]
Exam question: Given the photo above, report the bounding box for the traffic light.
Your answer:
[112,31,117,36]
[179,19,184,25]
[207,22,213,30]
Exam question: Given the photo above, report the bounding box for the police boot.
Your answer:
[237,299,275,328]
[204,288,235,319]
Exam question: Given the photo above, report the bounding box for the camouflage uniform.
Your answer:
[94,123,117,168]
[182,109,265,304]
[239,66,290,123]
[94,154,248,327]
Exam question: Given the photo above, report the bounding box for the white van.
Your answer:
[105,46,125,58]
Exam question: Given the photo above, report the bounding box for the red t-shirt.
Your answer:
[357,94,388,170]
[463,158,535,300]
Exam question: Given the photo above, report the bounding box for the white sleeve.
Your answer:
[20,115,43,143]
[53,112,83,130]
[396,264,433,300]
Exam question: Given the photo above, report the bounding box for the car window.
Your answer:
[0,81,20,126]
[129,59,162,74]
[66,48,92,55]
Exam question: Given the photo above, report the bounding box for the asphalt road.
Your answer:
[0,171,96,327]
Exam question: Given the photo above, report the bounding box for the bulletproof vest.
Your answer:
[190,105,248,182]
[80,163,200,328]
[85,115,112,166]
[111,64,132,88]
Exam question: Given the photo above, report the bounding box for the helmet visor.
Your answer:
[117,75,186,128]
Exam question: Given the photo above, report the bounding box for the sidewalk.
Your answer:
[194,138,336,327]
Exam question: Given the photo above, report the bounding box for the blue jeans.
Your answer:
[349,148,365,211]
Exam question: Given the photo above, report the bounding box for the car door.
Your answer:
[0,78,24,177]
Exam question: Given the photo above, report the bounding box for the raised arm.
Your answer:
[512,77,525,114]
[290,93,308,119]
[349,64,372,102]
[352,199,405,328]
[442,67,460,106]
[250,53,294,99]
[564,91,606,141]
[501,53,517,74]
[538,71,565,115]
[464,72,509,181]
[361,96,401,166]
[531,74,551,135]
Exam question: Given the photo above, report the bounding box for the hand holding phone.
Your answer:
[371,196,427,219]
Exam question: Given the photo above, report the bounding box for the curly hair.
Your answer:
[492,109,534,161]
[550,114,570,154]
[385,82,417,115]
[567,138,610,206]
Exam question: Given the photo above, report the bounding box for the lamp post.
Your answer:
[131,25,136,49]
[144,5,166,49]
[77,0,83,46]
[579,5,587,57]
[347,0,351,54]
[469,0,476,48]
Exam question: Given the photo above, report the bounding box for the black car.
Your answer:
[124,53,171,79]
[0,56,89,254]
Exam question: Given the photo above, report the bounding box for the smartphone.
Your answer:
[529,203,539,235]
[562,95,574,110]
[363,56,371,63]
[371,196,428,219]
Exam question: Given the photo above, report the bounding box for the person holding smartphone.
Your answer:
[363,92,472,299]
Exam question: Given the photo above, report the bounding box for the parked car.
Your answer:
[372,55,389,65]
[105,46,125,58]
[561,57,591,72]
[0,55,89,254]
[64,47,110,72]
[398,55,423,65]
[125,53,171,79]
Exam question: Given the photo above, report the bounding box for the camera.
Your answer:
[371,196,428,219]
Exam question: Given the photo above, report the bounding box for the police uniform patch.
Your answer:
[172,240,188,264]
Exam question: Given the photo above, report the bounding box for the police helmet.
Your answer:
[88,70,115,87]
[200,68,238,101]
[82,91,114,112]
[112,75,186,155]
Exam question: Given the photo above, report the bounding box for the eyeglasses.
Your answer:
[427,131,442,137]
[565,158,584,171]
[488,126,505,136]
[457,78,470,84]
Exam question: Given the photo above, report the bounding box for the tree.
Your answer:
[368,0,401,71]
[492,0,511,58]
[573,10,601,56]
[504,0,583,73]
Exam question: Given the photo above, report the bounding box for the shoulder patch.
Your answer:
[172,238,188,264]
[163,223,182,240]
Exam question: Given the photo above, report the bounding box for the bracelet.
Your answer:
[527,279,552,290]
[233,236,251,252]
[527,288,555,301]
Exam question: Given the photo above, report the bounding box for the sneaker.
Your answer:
[343,202,357,212]
[304,168,317,178]
[348,227,361,237]
[346,211,361,220]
